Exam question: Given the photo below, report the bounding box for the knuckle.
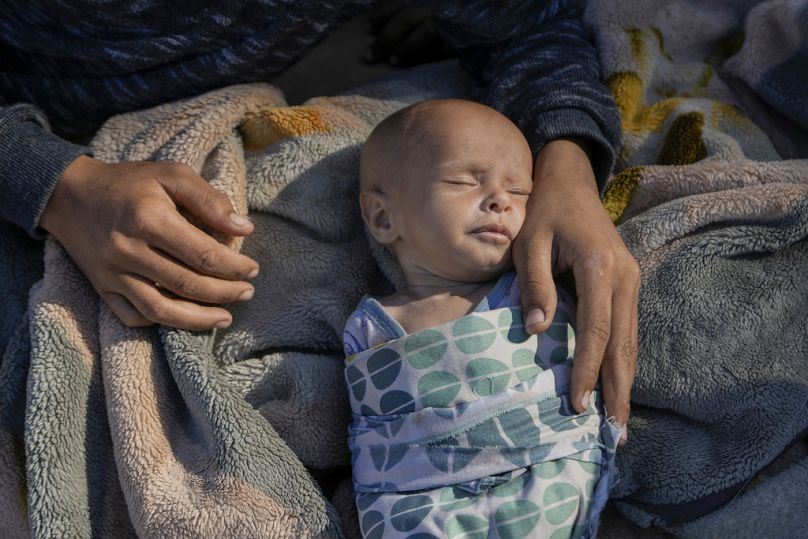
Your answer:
[198,186,225,214]
[581,254,615,279]
[108,230,132,257]
[623,257,641,280]
[629,336,639,360]
[139,299,166,322]
[613,335,637,363]
[577,362,600,382]
[208,188,232,214]
[195,248,218,273]
[172,275,199,297]
[596,252,616,271]
[166,161,192,176]
[582,319,611,345]
[129,205,156,236]
[101,294,136,326]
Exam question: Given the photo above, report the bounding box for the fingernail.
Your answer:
[247,268,259,279]
[215,319,231,329]
[238,288,254,301]
[620,428,629,444]
[525,308,545,332]
[230,213,250,227]
[579,390,591,411]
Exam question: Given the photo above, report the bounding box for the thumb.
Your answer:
[516,232,557,334]
[159,164,254,236]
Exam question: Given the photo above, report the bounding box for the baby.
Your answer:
[343,100,620,539]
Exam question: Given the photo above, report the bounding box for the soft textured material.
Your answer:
[342,271,522,356]
[0,64,474,538]
[587,0,808,531]
[344,288,621,538]
[0,0,620,238]
[0,1,807,535]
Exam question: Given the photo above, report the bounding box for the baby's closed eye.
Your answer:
[507,187,531,196]
[442,177,478,187]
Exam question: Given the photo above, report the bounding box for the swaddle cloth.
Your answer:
[344,305,621,539]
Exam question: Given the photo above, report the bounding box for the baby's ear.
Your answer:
[360,190,398,244]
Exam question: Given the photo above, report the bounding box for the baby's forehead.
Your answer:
[360,99,531,191]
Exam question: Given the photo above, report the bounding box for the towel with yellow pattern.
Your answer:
[583,0,808,533]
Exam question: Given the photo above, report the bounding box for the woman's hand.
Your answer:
[39,156,260,331]
[364,3,455,67]
[513,139,639,445]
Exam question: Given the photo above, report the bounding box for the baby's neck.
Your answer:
[377,274,499,335]
[400,279,489,301]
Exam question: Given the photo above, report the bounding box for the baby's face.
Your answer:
[390,104,533,282]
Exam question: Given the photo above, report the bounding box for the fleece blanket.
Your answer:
[585,0,808,532]
[0,66,471,538]
[0,1,807,537]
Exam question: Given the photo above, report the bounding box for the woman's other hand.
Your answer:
[40,156,260,331]
[364,2,455,67]
[513,139,639,446]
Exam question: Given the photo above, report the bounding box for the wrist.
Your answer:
[39,155,104,237]
[533,139,598,194]
[557,137,594,164]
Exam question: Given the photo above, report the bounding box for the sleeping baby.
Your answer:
[343,99,621,539]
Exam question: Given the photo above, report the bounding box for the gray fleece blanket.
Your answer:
[1,1,807,537]
[587,0,808,532]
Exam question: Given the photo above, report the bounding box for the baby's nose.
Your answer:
[487,192,512,212]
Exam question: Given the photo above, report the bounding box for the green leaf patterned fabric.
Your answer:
[345,304,621,538]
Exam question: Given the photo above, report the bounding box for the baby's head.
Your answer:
[359,99,533,284]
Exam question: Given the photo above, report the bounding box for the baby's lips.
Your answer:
[471,222,513,239]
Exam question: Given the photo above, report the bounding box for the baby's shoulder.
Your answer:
[342,296,404,357]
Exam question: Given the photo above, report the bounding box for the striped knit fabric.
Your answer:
[0,0,620,237]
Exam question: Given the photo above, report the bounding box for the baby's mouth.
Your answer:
[470,223,512,242]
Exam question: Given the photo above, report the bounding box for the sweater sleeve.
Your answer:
[0,103,91,239]
[429,0,621,192]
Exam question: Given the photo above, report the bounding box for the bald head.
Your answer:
[359,99,530,194]
[357,98,534,283]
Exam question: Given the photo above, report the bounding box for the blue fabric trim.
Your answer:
[473,270,516,312]
[356,295,408,340]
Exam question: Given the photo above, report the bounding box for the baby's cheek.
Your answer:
[512,210,527,236]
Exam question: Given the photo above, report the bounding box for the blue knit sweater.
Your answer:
[0,0,620,238]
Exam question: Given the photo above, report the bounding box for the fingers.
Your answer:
[118,273,233,331]
[368,1,404,31]
[157,164,254,238]
[515,230,557,335]
[364,6,432,64]
[102,292,153,327]
[145,211,259,281]
[600,261,640,445]
[130,246,255,305]
[570,258,613,414]
[386,20,451,67]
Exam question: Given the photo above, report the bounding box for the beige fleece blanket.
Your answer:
[0,64,470,538]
